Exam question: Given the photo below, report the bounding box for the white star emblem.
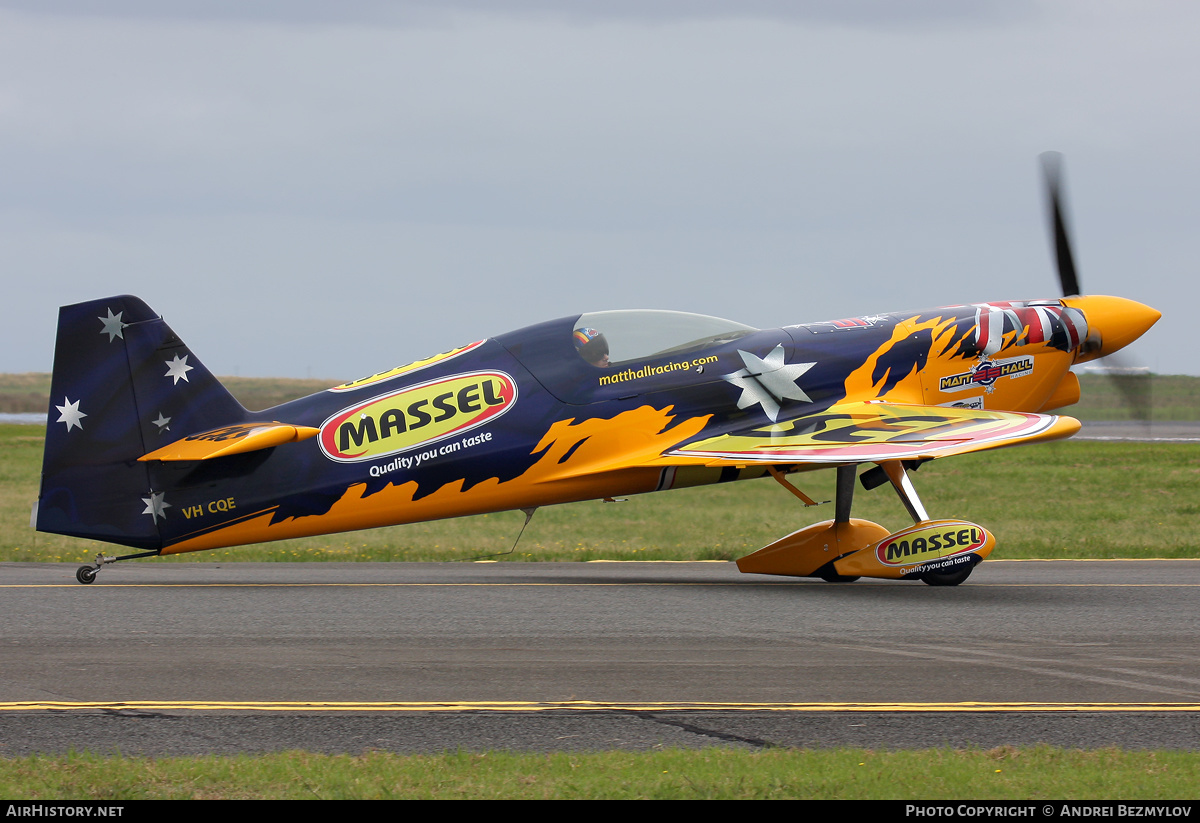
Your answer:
[98,308,128,342]
[722,345,816,422]
[141,491,170,524]
[55,397,87,432]
[164,354,194,384]
[152,412,171,432]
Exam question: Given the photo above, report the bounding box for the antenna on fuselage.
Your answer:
[466,507,538,561]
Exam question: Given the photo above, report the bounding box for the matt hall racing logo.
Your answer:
[939,355,1033,394]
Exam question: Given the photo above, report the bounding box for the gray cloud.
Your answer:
[0,1,1191,379]
[0,0,1032,28]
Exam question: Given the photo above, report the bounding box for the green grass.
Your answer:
[4,421,1198,563]
[1071,374,1200,421]
[2,747,1197,799]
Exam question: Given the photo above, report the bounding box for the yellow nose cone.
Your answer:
[1062,295,1161,361]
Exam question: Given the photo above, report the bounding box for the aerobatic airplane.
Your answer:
[36,155,1159,585]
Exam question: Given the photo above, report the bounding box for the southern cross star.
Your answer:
[152,412,171,432]
[98,308,128,342]
[164,354,193,384]
[141,491,170,524]
[55,397,87,432]
[722,345,816,422]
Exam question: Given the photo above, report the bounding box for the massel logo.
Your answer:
[876,522,989,566]
[319,371,516,463]
[329,340,486,393]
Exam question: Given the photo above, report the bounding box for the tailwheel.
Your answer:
[921,567,973,587]
[71,550,158,584]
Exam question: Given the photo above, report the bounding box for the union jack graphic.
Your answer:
[972,301,1087,355]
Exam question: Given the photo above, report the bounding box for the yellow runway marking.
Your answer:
[4,581,1200,588]
[5,582,1200,590]
[10,582,789,588]
[5,701,1200,713]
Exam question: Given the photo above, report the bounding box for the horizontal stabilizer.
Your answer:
[139,422,320,462]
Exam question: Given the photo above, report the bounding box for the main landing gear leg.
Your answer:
[878,461,972,587]
[816,465,863,583]
[75,550,160,585]
[880,460,930,524]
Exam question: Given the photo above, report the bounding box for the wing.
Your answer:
[659,401,1079,467]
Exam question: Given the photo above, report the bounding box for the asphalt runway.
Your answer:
[3,559,1200,755]
[1076,420,1200,441]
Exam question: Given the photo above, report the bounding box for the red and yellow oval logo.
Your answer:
[319,370,516,463]
[875,521,992,567]
[329,340,487,393]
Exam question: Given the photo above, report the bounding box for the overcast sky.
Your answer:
[1,1,1194,379]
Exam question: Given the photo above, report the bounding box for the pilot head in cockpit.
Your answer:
[573,327,610,368]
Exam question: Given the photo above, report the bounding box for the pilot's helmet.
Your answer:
[573,327,609,366]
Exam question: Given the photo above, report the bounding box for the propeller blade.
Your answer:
[1040,151,1081,297]
[1042,156,1156,428]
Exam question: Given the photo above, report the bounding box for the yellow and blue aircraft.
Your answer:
[37,155,1159,585]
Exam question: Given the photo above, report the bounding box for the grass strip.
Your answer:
[1,747,1198,800]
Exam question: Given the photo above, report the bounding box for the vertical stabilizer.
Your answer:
[37,296,247,549]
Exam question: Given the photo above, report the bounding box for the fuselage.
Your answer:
[153,294,1157,554]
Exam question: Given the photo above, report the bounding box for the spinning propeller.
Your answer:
[1041,152,1081,299]
[1039,152,1156,424]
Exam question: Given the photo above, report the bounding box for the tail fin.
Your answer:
[36,296,247,549]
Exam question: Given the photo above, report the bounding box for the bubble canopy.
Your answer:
[573,310,756,366]
[495,309,761,405]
